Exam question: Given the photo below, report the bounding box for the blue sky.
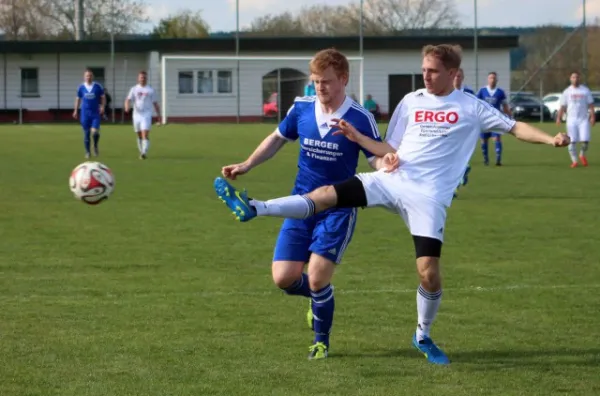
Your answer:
[142,0,598,32]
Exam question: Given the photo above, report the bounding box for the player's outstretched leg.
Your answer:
[568,142,579,167]
[579,141,589,166]
[214,177,336,222]
[412,237,449,365]
[494,136,502,166]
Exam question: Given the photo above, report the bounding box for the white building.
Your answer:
[0,35,518,123]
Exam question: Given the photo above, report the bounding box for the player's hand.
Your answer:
[99,107,104,115]
[552,132,570,147]
[72,111,77,120]
[330,118,363,143]
[590,115,596,127]
[222,162,251,180]
[382,153,400,172]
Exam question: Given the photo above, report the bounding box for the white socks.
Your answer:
[142,139,150,155]
[416,285,442,341]
[580,142,589,157]
[568,143,578,163]
[250,195,315,219]
[137,138,143,154]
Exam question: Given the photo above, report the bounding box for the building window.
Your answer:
[21,68,39,97]
[87,67,105,86]
[177,69,234,95]
[217,70,233,94]
[178,71,194,94]
[197,70,214,94]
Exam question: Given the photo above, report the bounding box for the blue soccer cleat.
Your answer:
[412,334,450,365]
[214,177,257,222]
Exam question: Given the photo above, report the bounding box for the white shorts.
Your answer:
[356,170,447,242]
[133,113,152,132]
[566,119,591,142]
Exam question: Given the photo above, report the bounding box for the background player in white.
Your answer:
[214,44,569,365]
[124,71,161,159]
[556,71,595,167]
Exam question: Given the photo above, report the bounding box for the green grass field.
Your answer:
[1,122,599,396]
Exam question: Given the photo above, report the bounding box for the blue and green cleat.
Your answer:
[307,342,328,360]
[412,334,450,365]
[213,177,257,222]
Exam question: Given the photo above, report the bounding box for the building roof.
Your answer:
[0,35,519,54]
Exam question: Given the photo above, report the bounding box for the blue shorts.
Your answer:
[273,208,358,264]
[480,132,501,139]
[81,115,101,130]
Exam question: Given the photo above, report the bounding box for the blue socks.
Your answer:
[481,140,489,164]
[281,273,311,297]
[92,131,100,151]
[311,284,335,347]
[83,128,91,154]
[495,139,502,164]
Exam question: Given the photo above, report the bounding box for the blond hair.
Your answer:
[422,44,462,70]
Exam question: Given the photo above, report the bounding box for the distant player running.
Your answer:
[556,71,595,167]
[124,71,160,159]
[215,48,382,360]
[477,72,512,166]
[73,69,105,158]
[215,44,569,365]
[453,68,473,198]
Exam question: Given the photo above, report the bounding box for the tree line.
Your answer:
[0,0,598,92]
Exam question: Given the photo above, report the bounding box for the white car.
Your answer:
[542,92,564,121]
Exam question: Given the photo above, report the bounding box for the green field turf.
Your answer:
[1,122,599,396]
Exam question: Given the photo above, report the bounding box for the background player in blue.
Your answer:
[453,68,473,198]
[214,49,382,360]
[477,72,512,166]
[73,69,105,158]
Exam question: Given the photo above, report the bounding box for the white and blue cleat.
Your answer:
[214,177,257,222]
[413,334,450,365]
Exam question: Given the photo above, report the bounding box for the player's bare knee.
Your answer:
[416,256,441,291]
[271,261,304,289]
[306,185,337,212]
[307,254,335,291]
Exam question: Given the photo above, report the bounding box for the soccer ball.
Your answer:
[69,161,115,205]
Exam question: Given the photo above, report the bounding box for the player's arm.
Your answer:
[244,130,288,169]
[124,88,133,113]
[221,103,298,179]
[556,91,567,124]
[73,88,81,118]
[99,87,106,115]
[502,102,512,118]
[509,122,556,145]
[478,100,568,146]
[587,90,596,126]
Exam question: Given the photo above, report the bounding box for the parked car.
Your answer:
[542,92,564,121]
[509,96,551,121]
[593,95,600,122]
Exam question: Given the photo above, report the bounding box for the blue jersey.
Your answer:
[278,96,382,195]
[77,83,104,116]
[477,86,507,111]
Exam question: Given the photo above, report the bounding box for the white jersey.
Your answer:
[560,85,593,122]
[385,88,516,206]
[127,84,156,115]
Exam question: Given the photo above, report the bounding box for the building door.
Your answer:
[388,74,424,115]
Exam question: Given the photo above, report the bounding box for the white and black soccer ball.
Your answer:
[69,161,115,205]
